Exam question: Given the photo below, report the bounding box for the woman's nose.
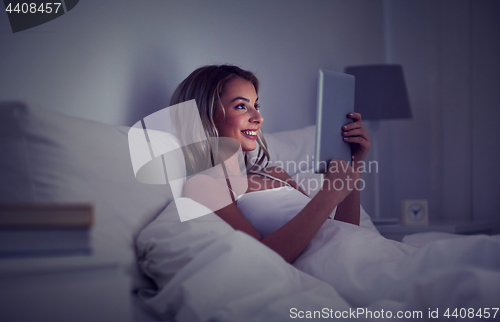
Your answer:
[250,108,263,124]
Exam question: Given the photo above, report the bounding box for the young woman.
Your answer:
[170,65,370,263]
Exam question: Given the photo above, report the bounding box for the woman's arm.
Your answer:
[184,160,358,264]
[333,179,361,225]
[260,166,356,263]
[335,112,371,226]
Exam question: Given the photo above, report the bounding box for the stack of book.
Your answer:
[0,204,93,257]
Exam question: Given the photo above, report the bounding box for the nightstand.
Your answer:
[0,254,133,322]
[375,220,500,242]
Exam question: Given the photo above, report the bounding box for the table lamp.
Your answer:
[344,64,412,221]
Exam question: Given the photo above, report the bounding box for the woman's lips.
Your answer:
[241,130,258,140]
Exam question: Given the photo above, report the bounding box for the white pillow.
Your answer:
[0,101,175,287]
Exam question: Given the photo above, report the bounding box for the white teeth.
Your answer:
[242,130,257,136]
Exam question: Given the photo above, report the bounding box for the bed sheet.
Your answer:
[136,199,500,321]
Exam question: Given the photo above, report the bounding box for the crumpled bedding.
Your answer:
[136,198,500,321]
[293,219,500,309]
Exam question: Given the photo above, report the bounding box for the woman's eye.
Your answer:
[254,104,261,111]
[235,104,246,110]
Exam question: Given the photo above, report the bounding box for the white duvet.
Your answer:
[136,198,500,321]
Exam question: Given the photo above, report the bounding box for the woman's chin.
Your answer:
[241,143,257,152]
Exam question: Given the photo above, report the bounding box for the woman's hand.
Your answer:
[341,112,370,167]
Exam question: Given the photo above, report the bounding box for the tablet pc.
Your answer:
[314,69,355,173]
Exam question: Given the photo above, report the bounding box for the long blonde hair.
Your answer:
[170,65,270,176]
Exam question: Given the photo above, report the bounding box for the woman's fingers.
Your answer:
[343,117,363,131]
[342,128,369,140]
[343,135,371,149]
[341,113,371,163]
[347,112,362,122]
[342,113,370,141]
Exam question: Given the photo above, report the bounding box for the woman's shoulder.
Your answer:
[185,173,221,185]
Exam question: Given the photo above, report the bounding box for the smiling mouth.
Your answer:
[241,130,258,140]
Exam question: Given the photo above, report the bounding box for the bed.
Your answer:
[1,101,499,322]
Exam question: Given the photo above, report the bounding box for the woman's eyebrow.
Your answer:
[230,96,250,103]
[230,97,259,103]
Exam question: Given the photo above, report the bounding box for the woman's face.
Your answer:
[215,77,263,152]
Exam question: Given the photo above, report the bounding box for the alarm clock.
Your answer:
[401,199,429,226]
